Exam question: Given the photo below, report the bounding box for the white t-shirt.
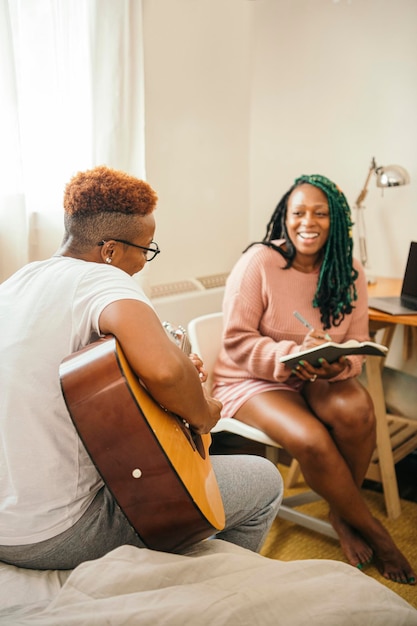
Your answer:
[0,256,151,544]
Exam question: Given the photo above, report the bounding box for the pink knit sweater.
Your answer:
[213,241,370,387]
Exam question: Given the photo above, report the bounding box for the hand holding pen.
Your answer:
[293,311,332,343]
[292,311,346,381]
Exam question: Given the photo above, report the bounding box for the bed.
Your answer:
[0,540,416,625]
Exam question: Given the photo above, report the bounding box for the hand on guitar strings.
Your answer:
[189,352,208,383]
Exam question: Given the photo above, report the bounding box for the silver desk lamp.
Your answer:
[354,157,410,283]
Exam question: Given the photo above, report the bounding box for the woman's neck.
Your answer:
[291,253,322,274]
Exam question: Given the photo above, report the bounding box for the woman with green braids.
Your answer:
[212,174,415,585]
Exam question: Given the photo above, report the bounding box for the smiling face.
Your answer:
[285,183,330,269]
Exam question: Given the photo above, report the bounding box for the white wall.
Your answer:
[142,0,252,287]
[143,0,417,289]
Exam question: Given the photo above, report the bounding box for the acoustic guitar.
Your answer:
[59,326,225,553]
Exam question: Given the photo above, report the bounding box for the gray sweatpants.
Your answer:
[0,455,283,570]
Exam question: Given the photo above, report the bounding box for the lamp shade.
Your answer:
[375,164,410,188]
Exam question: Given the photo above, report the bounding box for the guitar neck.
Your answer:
[179,332,192,356]
[163,322,191,356]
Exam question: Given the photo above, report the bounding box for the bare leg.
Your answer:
[303,378,375,486]
[235,386,416,585]
[304,378,375,567]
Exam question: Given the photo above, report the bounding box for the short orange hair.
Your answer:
[64,166,158,217]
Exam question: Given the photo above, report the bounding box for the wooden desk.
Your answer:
[366,277,417,519]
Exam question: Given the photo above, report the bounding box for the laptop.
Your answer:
[368,241,417,315]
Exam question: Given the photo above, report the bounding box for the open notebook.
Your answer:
[368,241,417,315]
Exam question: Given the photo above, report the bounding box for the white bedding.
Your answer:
[0,540,416,625]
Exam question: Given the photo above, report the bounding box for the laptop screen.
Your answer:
[401,241,417,299]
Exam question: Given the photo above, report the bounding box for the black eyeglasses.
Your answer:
[98,239,161,262]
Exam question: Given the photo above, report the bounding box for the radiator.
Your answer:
[150,272,228,329]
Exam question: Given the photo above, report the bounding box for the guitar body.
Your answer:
[59,336,225,553]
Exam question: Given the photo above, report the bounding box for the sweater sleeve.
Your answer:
[221,246,301,382]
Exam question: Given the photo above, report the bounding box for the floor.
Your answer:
[210,432,417,504]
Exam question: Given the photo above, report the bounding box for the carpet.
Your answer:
[262,464,417,609]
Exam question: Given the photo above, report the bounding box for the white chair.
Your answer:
[187,312,337,538]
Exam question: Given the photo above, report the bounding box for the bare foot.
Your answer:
[366,517,416,585]
[329,510,373,567]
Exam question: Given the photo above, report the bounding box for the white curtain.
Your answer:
[0,0,145,282]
